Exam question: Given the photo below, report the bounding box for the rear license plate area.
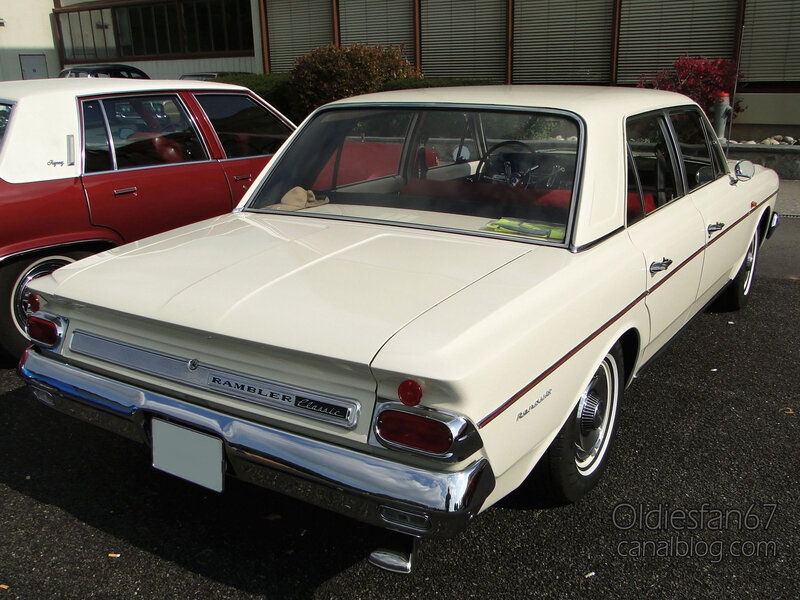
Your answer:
[152,418,224,492]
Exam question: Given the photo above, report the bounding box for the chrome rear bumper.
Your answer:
[18,347,494,538]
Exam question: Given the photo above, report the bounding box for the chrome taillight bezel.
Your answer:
[26,312,67,350]
[370,402,483,462]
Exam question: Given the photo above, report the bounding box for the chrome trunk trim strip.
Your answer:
[69,330,360,428]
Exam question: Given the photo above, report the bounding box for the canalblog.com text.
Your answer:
[615,536,777,563]
[611,502,779,563]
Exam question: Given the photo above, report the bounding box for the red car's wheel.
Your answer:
[0,251,91,359]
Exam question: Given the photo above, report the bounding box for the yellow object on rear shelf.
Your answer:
[486,218,566,241]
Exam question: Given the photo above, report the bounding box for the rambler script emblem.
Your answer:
[207,373,355,426]
[209,374,295,404]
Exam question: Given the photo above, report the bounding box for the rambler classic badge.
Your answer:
[67,331,359,429]
[295,397,350,420]
[208,374,295,404]
[207,372,357,427]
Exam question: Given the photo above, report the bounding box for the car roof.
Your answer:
[328,85,695,121]
[62,63,142,70]
[0,77,248,103]
[0,78,253,185]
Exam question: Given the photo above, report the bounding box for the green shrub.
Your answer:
[288,44,420,118]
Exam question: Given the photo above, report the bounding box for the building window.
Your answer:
[57,0,254,63]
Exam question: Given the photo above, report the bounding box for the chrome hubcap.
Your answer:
[742,234,757,296]
[12,258,72,335]
[574,355,618,476]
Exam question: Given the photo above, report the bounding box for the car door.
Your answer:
[80,94,232,243]
[191,93,294,204]
[625,111,707,363]
[667,108,756,307]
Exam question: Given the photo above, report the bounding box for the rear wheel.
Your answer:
[0,251,91,359]
[531,343,623,504]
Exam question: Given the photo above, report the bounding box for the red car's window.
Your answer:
[82,100,113,173]
[194,94,292,159]
[83,95,208,173]
[0,103,12,147]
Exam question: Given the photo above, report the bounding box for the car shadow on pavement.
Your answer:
[0,384,390,598]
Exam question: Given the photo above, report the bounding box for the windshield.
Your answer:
[247,106,581,243]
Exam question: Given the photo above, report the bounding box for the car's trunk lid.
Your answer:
[42,212,529,366]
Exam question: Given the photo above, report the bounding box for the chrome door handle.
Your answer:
[649,257,674,275]
[113,186,137,196]
[707,222,725,235]
[233,174,252,181]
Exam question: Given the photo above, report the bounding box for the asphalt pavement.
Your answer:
[0,187,797,599]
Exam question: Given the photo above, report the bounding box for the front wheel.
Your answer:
[0,251,91,359]
[713,230,759,312]
[530,343,623,505]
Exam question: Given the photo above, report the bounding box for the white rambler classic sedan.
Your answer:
[18,86,779,572]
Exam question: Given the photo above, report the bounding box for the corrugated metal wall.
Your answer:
[420,0,506,81]
[513,0,614,83]
[267,0,333,72]
[616,0,738,84]
[740,0,800,81]
[339,0,415,62]
[49,0,798,85]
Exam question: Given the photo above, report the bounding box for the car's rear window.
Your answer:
[247,106,581,244]
[0,103,11,146]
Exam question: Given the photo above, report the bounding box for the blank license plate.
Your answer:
[152,418,224,492]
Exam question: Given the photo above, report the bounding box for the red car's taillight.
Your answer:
[27,315,63,348]
[376,409,454,455]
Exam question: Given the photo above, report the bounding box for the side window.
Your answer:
[82,100,113,173]
[101,95,207,169]
[415,111,479,177]
[626,113,680,212]
[626,146,646,225]
[313,110,413,188]
[194,94,292,159]
[669,109,722,191]
[0,103,11,146]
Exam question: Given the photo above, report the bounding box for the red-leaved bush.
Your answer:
[638,56,741,117]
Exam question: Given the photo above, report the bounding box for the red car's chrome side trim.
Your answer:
[478,192,776,429]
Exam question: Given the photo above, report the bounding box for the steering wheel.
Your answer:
[475,140,537,187]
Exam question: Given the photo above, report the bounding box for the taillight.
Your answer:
[376,409,453,455]
[397,379,423,406]
[27,315,63,348]
[28,293,41,313]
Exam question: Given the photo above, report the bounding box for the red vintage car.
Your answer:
[0,78,294,358]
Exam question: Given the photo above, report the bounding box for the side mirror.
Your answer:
[733,160,756,182]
